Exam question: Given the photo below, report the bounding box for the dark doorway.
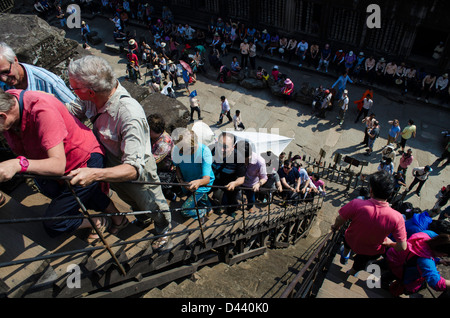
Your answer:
[411,25,447,58]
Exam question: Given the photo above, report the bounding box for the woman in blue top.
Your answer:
[173,129,215,219]
[387,119,401,145]
[332,70,353,102]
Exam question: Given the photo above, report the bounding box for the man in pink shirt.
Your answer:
[331,170,407,275]
[0,89,125,240]
[397,148,413,176]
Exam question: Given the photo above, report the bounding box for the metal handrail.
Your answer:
[280,226,345,298]
[0,173,323,272]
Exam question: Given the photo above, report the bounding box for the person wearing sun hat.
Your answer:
[353,52,365,82]
[344,50,356,71]
[128,38,138,54]
[281,78,294,104]
[167,60,179,87]
[152,64,162,84]
[375,57,386,83]
[337,89,349,125]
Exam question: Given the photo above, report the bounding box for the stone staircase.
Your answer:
[316,253,441,298]
[0,181,157,298]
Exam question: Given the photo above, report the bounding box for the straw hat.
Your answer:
[128,39,135,45]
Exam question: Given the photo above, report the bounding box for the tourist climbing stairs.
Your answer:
[316,251,441,298]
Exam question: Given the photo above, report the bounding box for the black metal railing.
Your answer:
[280,225,346,298]
[0,173,324,276]
[303,155,370,191]
[0,0,14,13]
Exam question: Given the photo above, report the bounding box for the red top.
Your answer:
[339,198,407,255]
[127,52,139,66]
[4,89,104,175]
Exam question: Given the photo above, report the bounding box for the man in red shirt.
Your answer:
[0,89,126,240]
[331,170,407,276]
[126,50,141,80]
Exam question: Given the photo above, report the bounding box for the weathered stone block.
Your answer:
[120,81,150,103]
[0,13,81,78]
[119,81,190,132]
[239,78,265,89]
[139,91,190,133]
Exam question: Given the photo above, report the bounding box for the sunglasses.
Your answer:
[0,62,12,78]
[70,84,92,92]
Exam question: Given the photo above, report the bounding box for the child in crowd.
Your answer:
[272,65,281,82]
[311,173,326,196]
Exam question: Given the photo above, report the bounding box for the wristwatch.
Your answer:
[17,156,29,173]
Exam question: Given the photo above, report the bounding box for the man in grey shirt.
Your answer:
[66,55,172,250]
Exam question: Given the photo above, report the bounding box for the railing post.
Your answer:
[65,181,127,276]
[192,190,207,248]
[346,170,354,191]
[240,188,246,233]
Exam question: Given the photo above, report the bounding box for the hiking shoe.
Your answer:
[339,245,350,265]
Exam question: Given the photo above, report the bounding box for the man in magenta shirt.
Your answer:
[0,89,124,239]
[331,170,407,275]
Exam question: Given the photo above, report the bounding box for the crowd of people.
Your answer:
[102,2,208,96]
[2,2,449,297]
[180,15,449,106]
[0,39,325,250]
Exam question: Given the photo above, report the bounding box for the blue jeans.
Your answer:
[35,153,111,237]
[244,189,256,210]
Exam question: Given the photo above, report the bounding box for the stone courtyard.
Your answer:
[0,10,449,299]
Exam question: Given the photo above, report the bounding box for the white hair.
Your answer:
[68,55,116,92]
[0,42,17,63]
[0,90,16,113]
